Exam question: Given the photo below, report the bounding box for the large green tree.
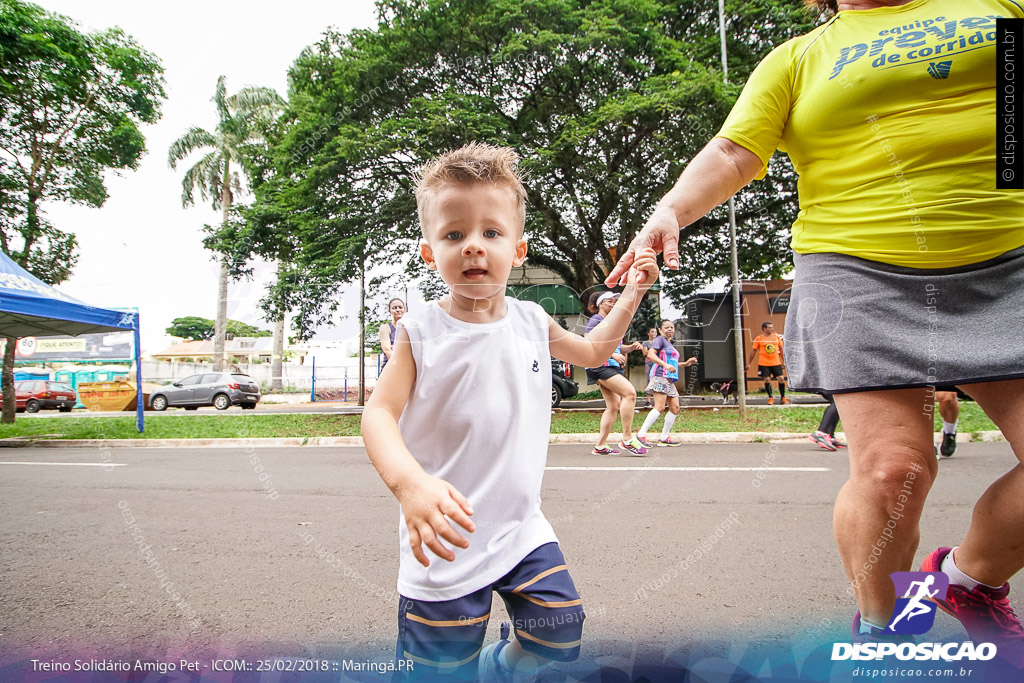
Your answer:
[0,0,164,422]
[226,0,815,339]
[168,76,283,370]
[165,316,271,340]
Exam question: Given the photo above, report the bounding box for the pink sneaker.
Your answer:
[921,547,1024,661]
[827,434,847,448]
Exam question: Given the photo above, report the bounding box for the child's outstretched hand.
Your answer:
[627,247,660,293]
[398,474,475,567]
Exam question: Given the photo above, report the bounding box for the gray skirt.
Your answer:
[784,245,1024,394]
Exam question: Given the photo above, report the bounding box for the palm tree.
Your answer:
[168,76,283,371]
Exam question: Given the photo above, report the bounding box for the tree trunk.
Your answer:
[214,163,231,371]
[2,336,16,424]
[2,195,41,423]
[271,262,285,392]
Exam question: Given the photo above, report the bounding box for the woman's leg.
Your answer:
[832,388,937,628]
[659,396,681,441]
[638,392,668,439]
[595,383,621,449]
[601,373,638,441]
[947,379,1024,586]
[818,394,840,435]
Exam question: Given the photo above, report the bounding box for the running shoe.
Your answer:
[808,430,837,451]
[636,435,655,449]
[657,438,682,447]
[921,547,1024,654]
[767,397,774,405]
[781,397,791,405]
[850,611,915,644]
[478,621,513,682]
[591,445,620,455]
[828,434,847,448]
[939,432,957,458]
[619,438,648,456]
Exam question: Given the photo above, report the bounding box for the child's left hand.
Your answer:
[626,248,660,292]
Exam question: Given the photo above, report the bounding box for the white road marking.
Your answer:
[546,466,829,472]
[0,462,126,467]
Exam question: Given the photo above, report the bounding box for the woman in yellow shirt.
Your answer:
[609,0,1024,659]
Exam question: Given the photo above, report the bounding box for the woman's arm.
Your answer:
[645,345,672,372]
[379,323,394,359]
[606,138,762,286]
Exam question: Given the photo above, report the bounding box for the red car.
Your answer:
[12,380,77,412]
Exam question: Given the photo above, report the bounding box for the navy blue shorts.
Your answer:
[395,542,585,680]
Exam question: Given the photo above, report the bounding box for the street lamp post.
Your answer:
[718,0,748,418]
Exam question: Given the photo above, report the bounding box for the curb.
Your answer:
[0,431,1004,449]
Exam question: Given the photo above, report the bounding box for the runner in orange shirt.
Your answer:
[745,321,788,405]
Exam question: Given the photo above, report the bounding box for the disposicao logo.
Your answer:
[889,571,947,635]
[832,571,998,662]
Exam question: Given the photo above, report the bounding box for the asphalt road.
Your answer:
[0,442,1020,673]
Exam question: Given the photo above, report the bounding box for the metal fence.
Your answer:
[141,359,380,398]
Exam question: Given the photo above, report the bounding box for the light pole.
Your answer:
[718,0,748,418]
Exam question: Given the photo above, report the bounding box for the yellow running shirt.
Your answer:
[716,0,1024,268]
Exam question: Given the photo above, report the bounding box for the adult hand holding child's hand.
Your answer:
[607,209,680,287]
[626,247,660,293]
[398,474,475,567]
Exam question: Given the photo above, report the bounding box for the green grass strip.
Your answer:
[0,402,997,440]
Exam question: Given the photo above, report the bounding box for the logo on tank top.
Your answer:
[532,360,539,372]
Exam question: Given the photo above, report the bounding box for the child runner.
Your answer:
[636,318,698,447]
[361,143,660,681]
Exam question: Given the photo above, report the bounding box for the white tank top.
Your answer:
[396,298,558,601]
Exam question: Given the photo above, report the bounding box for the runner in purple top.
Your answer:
[585,291,646,456]
[378,298,405,375]
[636,319,697,447]
[641,326,657,408]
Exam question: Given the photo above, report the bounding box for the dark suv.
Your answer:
[551,359,578,408]
[150,372,261,411]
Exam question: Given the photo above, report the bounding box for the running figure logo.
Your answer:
[887,571,949,635]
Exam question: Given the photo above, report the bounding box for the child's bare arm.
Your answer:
[549,249,660,367]
[361,327,475,567]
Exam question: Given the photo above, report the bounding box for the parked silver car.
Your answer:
[150,372,261,411]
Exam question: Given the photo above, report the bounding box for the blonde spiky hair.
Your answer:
[414,142,527,235]
[803,0,837,12]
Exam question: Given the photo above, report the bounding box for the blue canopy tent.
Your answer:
[0,252,144,431]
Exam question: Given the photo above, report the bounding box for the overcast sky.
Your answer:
[34,0,383,353]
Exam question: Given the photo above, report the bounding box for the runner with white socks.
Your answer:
[636,319,697,448]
